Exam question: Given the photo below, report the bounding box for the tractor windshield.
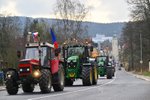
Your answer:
[68,47,84,57]
[25,47,47,65]
[97,57,107,62]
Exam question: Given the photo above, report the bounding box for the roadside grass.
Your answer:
[132,70,150,77]
[143,72,150,77]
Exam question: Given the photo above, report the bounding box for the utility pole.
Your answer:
[140,33,143,73]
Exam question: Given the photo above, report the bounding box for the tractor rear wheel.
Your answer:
[82,67,93,86]
[53,65,64,91]
[22,83,34,93]
[39,69,52,93]
[106,68,112,79]
[92,66,98,85]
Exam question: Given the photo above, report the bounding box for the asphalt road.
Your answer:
[1,68,150,100]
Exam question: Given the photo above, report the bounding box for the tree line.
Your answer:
[0,0,89,70]
[121,0,150,71]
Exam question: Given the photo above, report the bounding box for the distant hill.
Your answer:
[1,16,125,37]
[83,22,125,37]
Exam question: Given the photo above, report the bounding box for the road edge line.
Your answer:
[27,77,116,100]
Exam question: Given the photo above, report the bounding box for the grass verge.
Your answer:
[143,72,150,77]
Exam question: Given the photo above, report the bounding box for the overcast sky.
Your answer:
[0,0,130,23]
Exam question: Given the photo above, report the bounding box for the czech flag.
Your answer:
[50,28,58,49]
[32,32,39,42]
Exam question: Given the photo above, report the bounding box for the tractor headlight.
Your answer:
[20,68,23,72]
[6,71,13,79]
[7,74,11,78]
[27,68,30,71]
[33,70,41,78]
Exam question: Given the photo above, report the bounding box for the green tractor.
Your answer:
[62,45,98,86]
[96,56,114,79]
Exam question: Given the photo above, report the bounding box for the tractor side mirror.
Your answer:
[17,51,21,58]
[90,46,93,52]
[55,48,61,56]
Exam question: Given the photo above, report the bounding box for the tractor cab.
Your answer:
[96,56,108,67]
[63,45,91,64]
[25,42,54,66]
[18,42,55,77]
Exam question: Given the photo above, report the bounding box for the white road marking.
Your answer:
[27,76,116,100]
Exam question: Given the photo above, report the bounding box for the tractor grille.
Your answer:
[68,62,76,68]
[19,67,30,74]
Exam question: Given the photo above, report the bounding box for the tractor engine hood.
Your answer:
[19,59,39,65]
[18,59,39,77]
[67,56,79,63]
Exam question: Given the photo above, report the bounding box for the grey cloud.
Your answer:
[0,0,9,9]
[15,0,56,17]
[100,0,129,22]
[0,0,129,22]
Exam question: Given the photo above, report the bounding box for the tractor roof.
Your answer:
[65,44,86,48]
[26,42,54,48]
[97,56,108,57]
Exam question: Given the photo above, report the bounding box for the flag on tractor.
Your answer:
[50,28,58,49]
[32,32,39,42]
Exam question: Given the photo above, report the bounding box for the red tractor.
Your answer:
[5,42,64,95]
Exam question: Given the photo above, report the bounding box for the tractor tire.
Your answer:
[22,83,34,93]
[92,66,98,85]
[39,69,52,93]
[53,65,64,91]
[82,67,93,86]
[106,68,112,79]
[65,78,73,86]
[6,78,18,95]
[5,70,19,95]
[112,71,115,77]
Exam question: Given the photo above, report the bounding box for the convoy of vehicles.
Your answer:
[3,29,117,95]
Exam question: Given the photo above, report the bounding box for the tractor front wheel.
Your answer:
[5,70,19,95]
[65,78,73,86]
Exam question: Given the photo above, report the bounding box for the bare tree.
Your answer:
[54,0,89,42]
[127,0,150,22]
[121,0,150,71]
